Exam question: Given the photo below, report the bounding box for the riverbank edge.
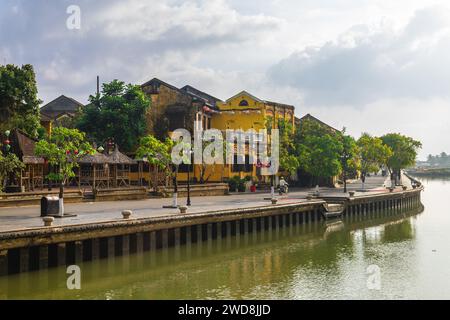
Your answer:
[0,186,423,276]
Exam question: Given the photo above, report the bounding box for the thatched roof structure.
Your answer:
[77,152,111,164]
[10,129,45,164]
[107,146,136,165]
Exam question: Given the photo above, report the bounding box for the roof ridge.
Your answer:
[225,90,263,103]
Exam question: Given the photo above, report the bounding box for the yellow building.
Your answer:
[137,80,296,186]
[204,90,295,183]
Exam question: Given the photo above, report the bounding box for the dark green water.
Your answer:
[1,178,448,299]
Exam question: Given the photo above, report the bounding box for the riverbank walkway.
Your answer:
[0,174,406,234]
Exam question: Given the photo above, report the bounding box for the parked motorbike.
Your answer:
[279,185,289,195]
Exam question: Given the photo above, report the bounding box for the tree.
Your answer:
[278,119,300,179]
[0,150,25,192]
[339,134,360,193]
[35,127,93,215]
[76,80,150,153]
[357,133,392,189]
[381,133,422,184]
[135,135,174,190]
[0,64,42,137]
[295,118,343,186]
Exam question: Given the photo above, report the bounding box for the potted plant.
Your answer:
[237,178,246,192]
[227,176,239,192]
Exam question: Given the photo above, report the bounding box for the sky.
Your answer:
[1,0,450,159]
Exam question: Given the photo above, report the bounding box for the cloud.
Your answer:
[0,0,281,103]
[97,0,281,45]
[268,6,450,107]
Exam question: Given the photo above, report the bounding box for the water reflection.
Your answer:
[0,200,424,300]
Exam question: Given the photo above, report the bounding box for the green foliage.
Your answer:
[381,133,422,172]
[357,133,392,179]
[340,134,360,176]
[76,80,150,152]
[278,119,300,178]
[35,127,93,184]
[0,150,25,191]
[0,64,41,137]
[295,119,343,180]
[227,176,245,192]
[136,135,174,174]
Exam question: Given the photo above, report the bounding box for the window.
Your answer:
[232,154,253,172]
[239,99,249,107]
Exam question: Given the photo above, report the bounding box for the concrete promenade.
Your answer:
[0,175,401,234]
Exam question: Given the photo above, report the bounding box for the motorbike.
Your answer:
[279,184,289,195]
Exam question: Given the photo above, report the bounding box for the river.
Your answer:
[1,177,449,300]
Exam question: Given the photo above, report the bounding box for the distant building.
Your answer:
[295,113,339,133]
[295,113,342,187]
[39,95,84,134]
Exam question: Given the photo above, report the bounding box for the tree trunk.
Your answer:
[343,172,347,193]
[361,173,366,190]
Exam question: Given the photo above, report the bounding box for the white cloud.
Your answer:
[268,6,450,106]
[96,0,281,45]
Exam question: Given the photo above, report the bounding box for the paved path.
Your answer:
[0,175,403,234]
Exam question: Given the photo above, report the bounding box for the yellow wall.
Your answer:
[159,91,295,183]
[204,92,295,182]
[212,93,266,131]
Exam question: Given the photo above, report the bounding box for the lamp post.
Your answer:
[271,173,275,199]
[187,149,193,206]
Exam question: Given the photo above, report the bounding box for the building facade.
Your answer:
[139,80,297,184]
[39,95,84,135]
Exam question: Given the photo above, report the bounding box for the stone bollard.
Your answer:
[179,205,188,214]
[271,198,278,204]
[349,191,355,197]
[43,216,54,227]
[122,210,132,219]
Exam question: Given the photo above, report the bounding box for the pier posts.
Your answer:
[0,250,7,276]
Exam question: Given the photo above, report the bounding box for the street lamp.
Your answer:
[187,149,193,206]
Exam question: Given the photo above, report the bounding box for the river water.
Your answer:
[1,177,449,300]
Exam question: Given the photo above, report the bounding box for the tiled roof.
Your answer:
[40,95,84,118]
[298,114,339,132]
[180,85,222,108]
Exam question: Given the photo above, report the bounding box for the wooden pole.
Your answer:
[115,165,118,188]
[93,165,96,191]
